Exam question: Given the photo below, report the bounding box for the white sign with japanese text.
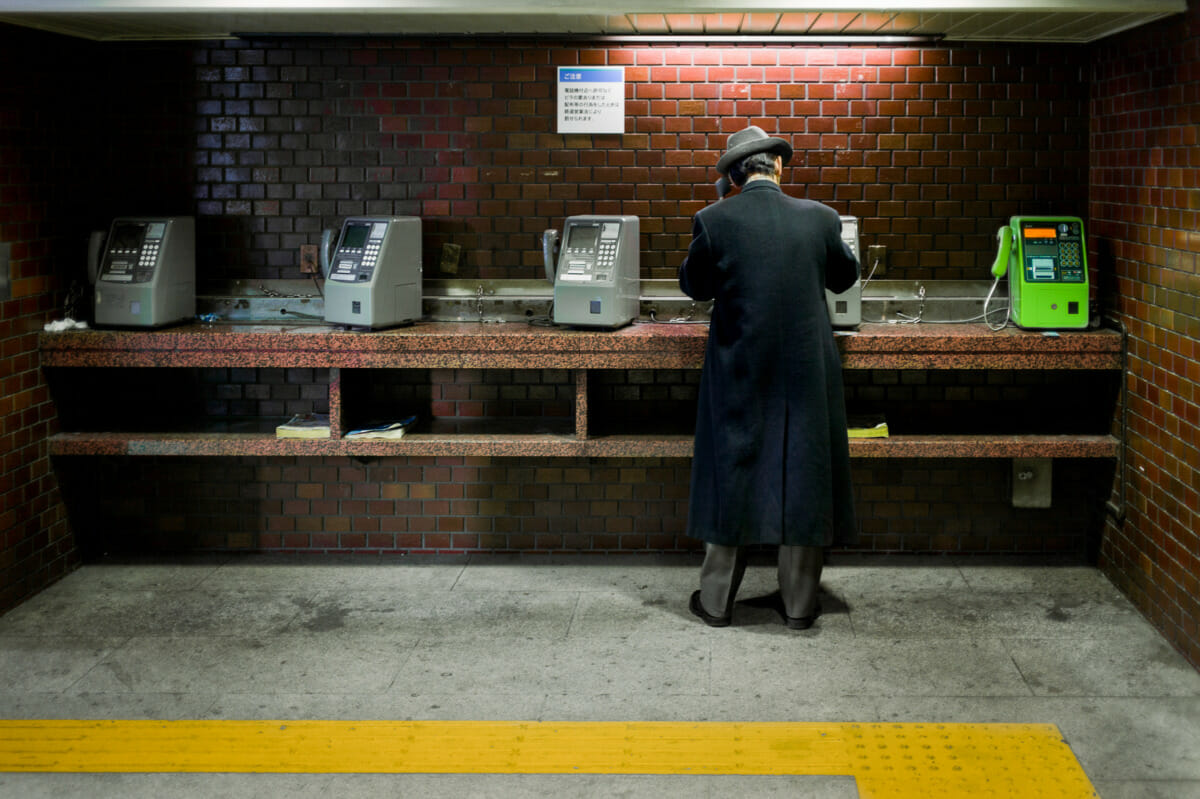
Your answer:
[557,67,625,134]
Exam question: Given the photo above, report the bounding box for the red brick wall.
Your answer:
[172,37,1089,282]
[1090,6,1200,669]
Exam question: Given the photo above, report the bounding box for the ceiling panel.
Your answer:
[702,14,743,35]
[775,13,823,35]
[806,12,865,35]
[0,2,1187,43]
[662,14,704,34]
[740,13,782,34]
[854,13,904,36]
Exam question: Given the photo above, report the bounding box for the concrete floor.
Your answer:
[1,552,1198,798]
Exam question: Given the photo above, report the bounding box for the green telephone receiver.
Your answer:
[991,216,1089,330]
[991,224,1015,279]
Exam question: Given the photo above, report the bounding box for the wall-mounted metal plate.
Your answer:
[1012,457,1052,508]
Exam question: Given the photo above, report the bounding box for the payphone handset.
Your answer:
[542,215,639,329]
[320,216,422,329]
[90,216,195,328]
[990,216,1089,330]
[991,225,1016,280]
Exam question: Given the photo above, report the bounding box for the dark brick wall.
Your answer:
[57,454,1112,559]
[1090,4,1200,669]
[0,27,92,612]
[49,367,1117,559]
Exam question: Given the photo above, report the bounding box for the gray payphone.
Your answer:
[321,216,422,329]
[91,216,195,328]
[826,215,862,328]
[541,215,640,329]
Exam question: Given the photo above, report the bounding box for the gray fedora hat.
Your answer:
[715,125,793,175]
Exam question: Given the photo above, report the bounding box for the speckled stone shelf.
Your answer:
[834,323,1122,370]
[39,321,1123,370]
[45,431,1118,459]
[40,321,1123,459]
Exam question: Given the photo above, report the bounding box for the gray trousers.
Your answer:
[699,543,823,619]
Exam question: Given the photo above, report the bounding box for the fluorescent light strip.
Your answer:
[594,34,945,42]
[234,31,945,42]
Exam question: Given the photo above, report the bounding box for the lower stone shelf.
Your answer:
[47,431,1119,460]
[848,433,1119,459]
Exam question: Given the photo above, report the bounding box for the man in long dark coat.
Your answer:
[680,125,859,630]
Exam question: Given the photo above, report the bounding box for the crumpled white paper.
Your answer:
[43,318,89,332]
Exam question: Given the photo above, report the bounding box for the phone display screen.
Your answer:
[1021,226,1058,242]
[110,223,145,251]
[341,223,372,250]
[567,225,599,251]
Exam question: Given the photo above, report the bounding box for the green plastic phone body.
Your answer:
[993,216,1089,330]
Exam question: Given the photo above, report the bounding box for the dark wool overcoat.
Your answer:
[679,179,860,548]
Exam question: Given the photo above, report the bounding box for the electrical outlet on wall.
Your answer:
[439,242,462,274]
[300,244,319,274]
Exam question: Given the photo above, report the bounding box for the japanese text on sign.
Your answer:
[557,67,625,134]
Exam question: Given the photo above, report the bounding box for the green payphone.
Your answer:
[990,216,1090,329]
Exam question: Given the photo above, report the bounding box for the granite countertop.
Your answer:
[38,321,1123,370]
[40,321,1123,459]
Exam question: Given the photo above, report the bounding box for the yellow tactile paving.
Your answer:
[0,720,1098,798]
[845,723,1099,798]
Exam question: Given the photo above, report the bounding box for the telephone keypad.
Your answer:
[1058,240,1083,281]
[363,241,381,269]
[1060,242,1080,266]
[598,241,617,268]
[139,242,160,268]
[101,241,161,283]
[333,241,383,281]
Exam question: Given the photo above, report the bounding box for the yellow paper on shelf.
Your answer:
[847,416,889,439]
[275,413,330,439]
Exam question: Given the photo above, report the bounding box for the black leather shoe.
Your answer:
[689,590,732,627]
[740,591,823,630]
[785,603,823,631]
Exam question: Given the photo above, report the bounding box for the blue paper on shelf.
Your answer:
[344,415,418,439]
